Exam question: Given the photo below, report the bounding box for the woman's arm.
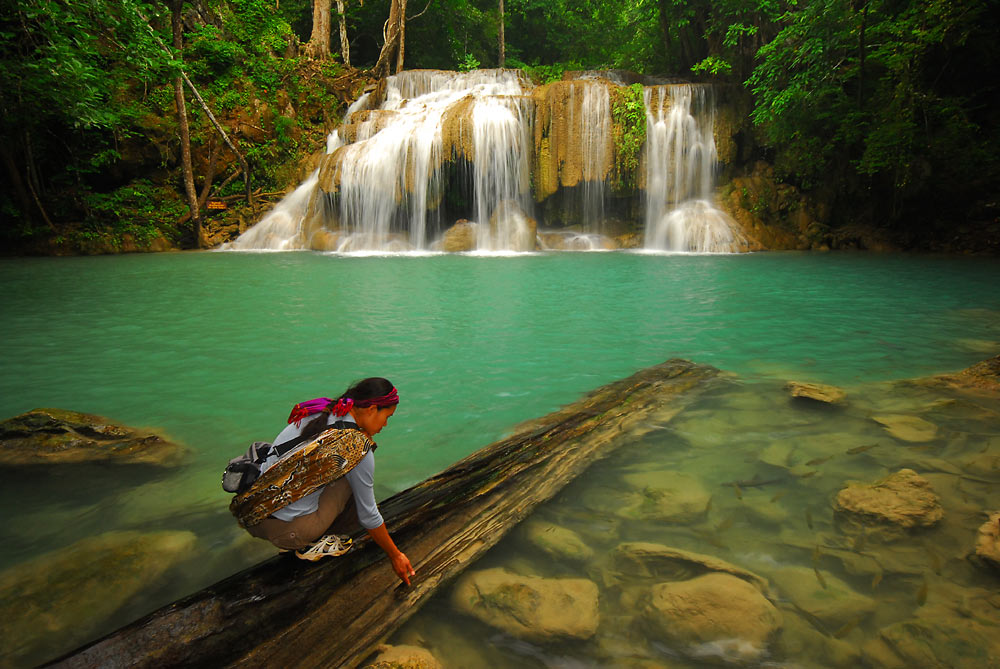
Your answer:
[344,454,414,584]
[366,523,415,585]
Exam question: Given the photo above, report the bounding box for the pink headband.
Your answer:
[332,387,399,416]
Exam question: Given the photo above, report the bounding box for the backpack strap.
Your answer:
[269,420,359,460]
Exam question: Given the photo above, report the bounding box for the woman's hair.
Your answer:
[339,377,395,403]
[299,377,395,439]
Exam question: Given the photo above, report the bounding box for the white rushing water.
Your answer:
[228,71,743,253]
[576,81,611,234]
[643,85,743,253]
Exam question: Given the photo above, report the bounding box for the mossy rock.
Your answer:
[0,408,186,467]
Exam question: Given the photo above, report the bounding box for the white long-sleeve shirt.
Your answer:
[259,413,384,529]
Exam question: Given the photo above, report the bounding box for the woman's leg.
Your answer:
[247,478,353,550]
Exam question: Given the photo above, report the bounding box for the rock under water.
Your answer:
[0,408,186,467]
[0,530,197,667]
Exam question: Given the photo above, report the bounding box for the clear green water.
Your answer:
[0,250,998,664]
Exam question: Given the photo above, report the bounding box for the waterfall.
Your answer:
[472,96,534,251]
[227,71,747,254]
[642,85,743,253]
[578,82,610,234]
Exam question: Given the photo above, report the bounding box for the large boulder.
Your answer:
[773,566,876,629]
[640,573,782,663]
[0,408,186,467]
[835,469,944,533]
[0,530,198,667]
[451,567,599,641]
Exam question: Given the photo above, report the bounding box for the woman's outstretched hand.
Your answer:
[391,551,416,585]
[367,522,416,586]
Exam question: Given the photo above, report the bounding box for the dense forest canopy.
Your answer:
[1,0,997,251]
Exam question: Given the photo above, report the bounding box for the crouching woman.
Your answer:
[230,377,415,585]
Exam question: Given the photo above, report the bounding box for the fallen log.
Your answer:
[49,359,720,669]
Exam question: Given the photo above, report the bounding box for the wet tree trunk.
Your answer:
[48,359,719,669]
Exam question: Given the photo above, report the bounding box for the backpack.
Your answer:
[221,420,355,494]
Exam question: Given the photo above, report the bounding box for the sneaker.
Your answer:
[295,534,353,561]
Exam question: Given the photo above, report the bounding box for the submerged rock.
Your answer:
[773,566,876,629]
[640,573,782,663]
[451,567,599,641]
[612,542,769,593]
[835,469,944,532]
[863,617,1000,668]
[364,644,443,669]
[922,354,1000,393]
[971,511,1000,570]
[0,408,186,466]
[777,609,862,667]
[0,529,197,667]
[956,354,1000,391]
[870,413,939,442]
[523,520,594,563]
[785,381,847,405]
[620,470,710,522]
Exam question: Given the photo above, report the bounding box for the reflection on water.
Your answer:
[385,373,1000,667]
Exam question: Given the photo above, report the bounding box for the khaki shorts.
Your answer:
[247,478,354,550]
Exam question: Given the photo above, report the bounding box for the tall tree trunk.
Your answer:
[307,0,332,59]
[171,0,202,247]
[336,0,350,66]
[373,0,402,79]
[498,0,505,67]
[396,0,407,73]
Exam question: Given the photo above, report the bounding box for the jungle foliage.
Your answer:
[1,0,997,250]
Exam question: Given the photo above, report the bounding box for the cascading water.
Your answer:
[227,71,747,254]
[472,96,534,251]
[642,85,744,253]
[575,80,611,234]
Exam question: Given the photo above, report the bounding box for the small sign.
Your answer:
[207,200,227,211]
